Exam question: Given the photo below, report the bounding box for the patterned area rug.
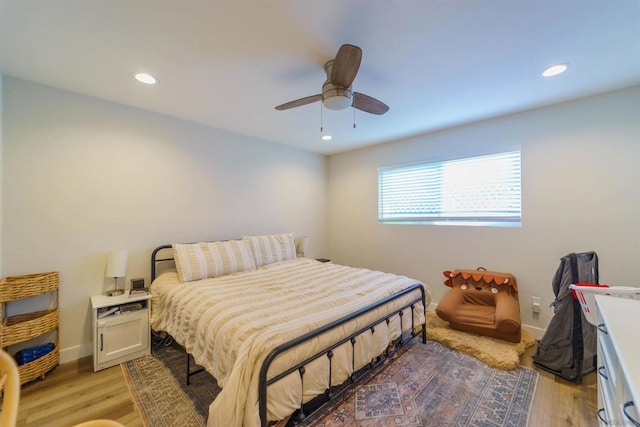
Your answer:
[123,339,537,427]
[122,341,217,426]
[305,340,537,427]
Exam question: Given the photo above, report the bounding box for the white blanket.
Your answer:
[150,258,430,426]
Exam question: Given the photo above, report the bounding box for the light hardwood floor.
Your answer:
[521,346,598,427]
[15,357,142,427]
[13,346,597,426]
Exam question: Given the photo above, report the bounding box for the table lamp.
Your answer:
[106,250,128,296]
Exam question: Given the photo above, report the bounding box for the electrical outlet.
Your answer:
[531,296,542,313]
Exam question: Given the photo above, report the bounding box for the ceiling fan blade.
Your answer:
[353,92,389,115]
[275,94,322,111]
[331,44,362,87]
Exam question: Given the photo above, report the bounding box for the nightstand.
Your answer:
[90,291,151,372]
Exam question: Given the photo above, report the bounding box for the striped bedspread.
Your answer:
[150,258,430,427]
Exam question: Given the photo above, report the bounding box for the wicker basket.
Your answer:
[0,272,59,302]
[17,345,59,384]
[0,271,60,384]
[1,309,59,347]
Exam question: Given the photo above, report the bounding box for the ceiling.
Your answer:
[1,1,639,155]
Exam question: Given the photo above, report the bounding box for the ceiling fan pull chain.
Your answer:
[320,103,323,133]
[353,106,356,129]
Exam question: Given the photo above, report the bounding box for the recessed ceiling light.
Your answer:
[133,72,157,84]
[542,64,569,77]
[321,135,333,141]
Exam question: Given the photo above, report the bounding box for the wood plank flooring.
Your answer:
[15,357,142,427]
[12,346,597,426]
[521,345,598,427]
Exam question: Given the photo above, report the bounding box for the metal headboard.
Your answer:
[151,240,237,281]
[151,244,174,282]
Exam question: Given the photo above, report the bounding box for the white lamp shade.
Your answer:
[105,250,128,278]
[295,236,309,256]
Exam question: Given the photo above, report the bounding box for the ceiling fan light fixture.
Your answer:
[322,81,353,111]
[321,135,333,141]
[323,95,352,110]
[542,63,569,77]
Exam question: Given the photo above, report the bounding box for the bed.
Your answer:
[149,234,431,426]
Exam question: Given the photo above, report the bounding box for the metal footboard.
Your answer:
[258,283,427,427]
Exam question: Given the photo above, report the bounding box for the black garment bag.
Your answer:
[532,252,599,382]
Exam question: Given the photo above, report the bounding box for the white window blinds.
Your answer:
[378,151,521,226]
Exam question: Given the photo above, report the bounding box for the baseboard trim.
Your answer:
[521,324,545,340]
[60,343,92,364]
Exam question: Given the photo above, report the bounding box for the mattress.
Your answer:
[150,257,430,426]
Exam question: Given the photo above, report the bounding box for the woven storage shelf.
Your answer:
[1,309,59,347]
[0,272,59,302]
[1,270,60,385]
[17,345,59,385]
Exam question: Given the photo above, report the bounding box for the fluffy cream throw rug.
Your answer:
[426,312,536,370]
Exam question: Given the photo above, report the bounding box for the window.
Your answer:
[378,151,521,227]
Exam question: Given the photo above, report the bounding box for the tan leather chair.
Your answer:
[0,350,20,427]
[436,269,522,343]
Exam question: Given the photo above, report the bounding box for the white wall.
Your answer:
[2,77,328,361]
[328,86,640,336]
[3,76,638,361]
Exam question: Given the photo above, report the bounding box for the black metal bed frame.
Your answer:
[152,245,207,383]
[150,244,427,427]
[151,244,173,282]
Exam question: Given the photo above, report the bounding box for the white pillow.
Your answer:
[172,240,256,282]
[242,233,297,267]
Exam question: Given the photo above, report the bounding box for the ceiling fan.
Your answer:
[275,44,389,115]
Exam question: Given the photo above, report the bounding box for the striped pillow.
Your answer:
[243,233,297,267]
[172,240,257,283]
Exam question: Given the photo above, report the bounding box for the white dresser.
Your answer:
[595,295,640,426]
